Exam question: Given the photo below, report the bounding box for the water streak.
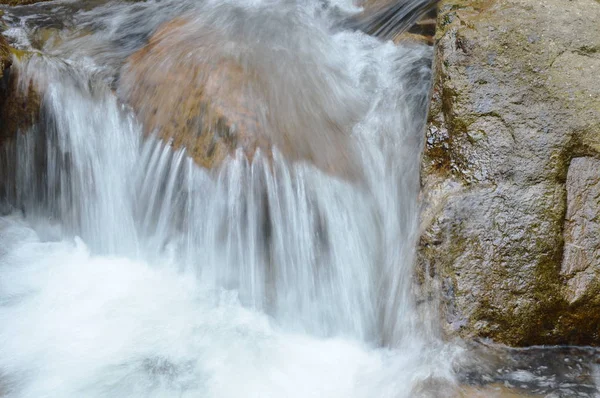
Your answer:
[0,0,454,396]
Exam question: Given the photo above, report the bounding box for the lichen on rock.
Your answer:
[419,0,600,346]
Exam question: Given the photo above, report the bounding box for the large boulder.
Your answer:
[419,0,600,345]
[119,12,365,178]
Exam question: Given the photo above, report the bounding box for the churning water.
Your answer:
[3,0,598,397]
[0,0,460,396]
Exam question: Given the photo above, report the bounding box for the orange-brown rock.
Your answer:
[119,16,363,178]
[120,19,259,169]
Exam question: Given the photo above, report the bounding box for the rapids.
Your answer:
[0,0,598,397]
[0,0,457,396]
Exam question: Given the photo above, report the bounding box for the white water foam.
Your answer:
[0,215,454,398]
[0,0,457,396]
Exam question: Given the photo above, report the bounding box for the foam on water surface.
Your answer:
[0,215,455,398]
[0,0,453,395]
[2,0,599,396]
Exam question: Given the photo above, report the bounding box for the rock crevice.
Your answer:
[420,0,600,345]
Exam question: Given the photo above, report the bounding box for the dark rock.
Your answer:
[0,34,40,146]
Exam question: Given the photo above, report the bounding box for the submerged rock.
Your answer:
[119,12,365,178]
[350,0,438,45]
[119,18,252,170]
[419,0,600,345]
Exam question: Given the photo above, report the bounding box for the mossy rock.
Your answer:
[419,0,600,346]
[0,34,41,145]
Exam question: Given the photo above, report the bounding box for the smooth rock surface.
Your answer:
[419,0,600,345]
[119,14,364,178]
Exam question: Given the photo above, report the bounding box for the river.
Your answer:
[0,0,598,397]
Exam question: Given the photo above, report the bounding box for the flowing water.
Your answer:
[0,0,598,397]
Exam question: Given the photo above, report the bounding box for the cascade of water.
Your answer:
[0,0,456,396]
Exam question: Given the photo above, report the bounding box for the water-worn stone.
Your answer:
[419,0,600,345]
[119,18,252,169]
[120,14,364,178]
[348,0,438,45]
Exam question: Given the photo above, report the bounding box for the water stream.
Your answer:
[0,0,598,397]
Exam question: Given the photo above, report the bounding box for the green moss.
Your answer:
[8,46,29,60]
[426,0,600,347]
[456,188,592,346]
[467,255,563,346]
[576,45,600,56]
[0,35,11,74]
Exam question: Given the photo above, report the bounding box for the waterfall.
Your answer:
[0,0,457,396]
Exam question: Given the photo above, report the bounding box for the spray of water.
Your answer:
[0,0,457,396]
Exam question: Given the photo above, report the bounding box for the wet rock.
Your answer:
[347,0,438,45]
[458,384,537,398]
[419,0,600,345]
[0,0,49,5]
[119,14,364,178]
[119,18,252,169]
[0,34,40,145]
[455,343,600,396]
[0,31,9,67]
